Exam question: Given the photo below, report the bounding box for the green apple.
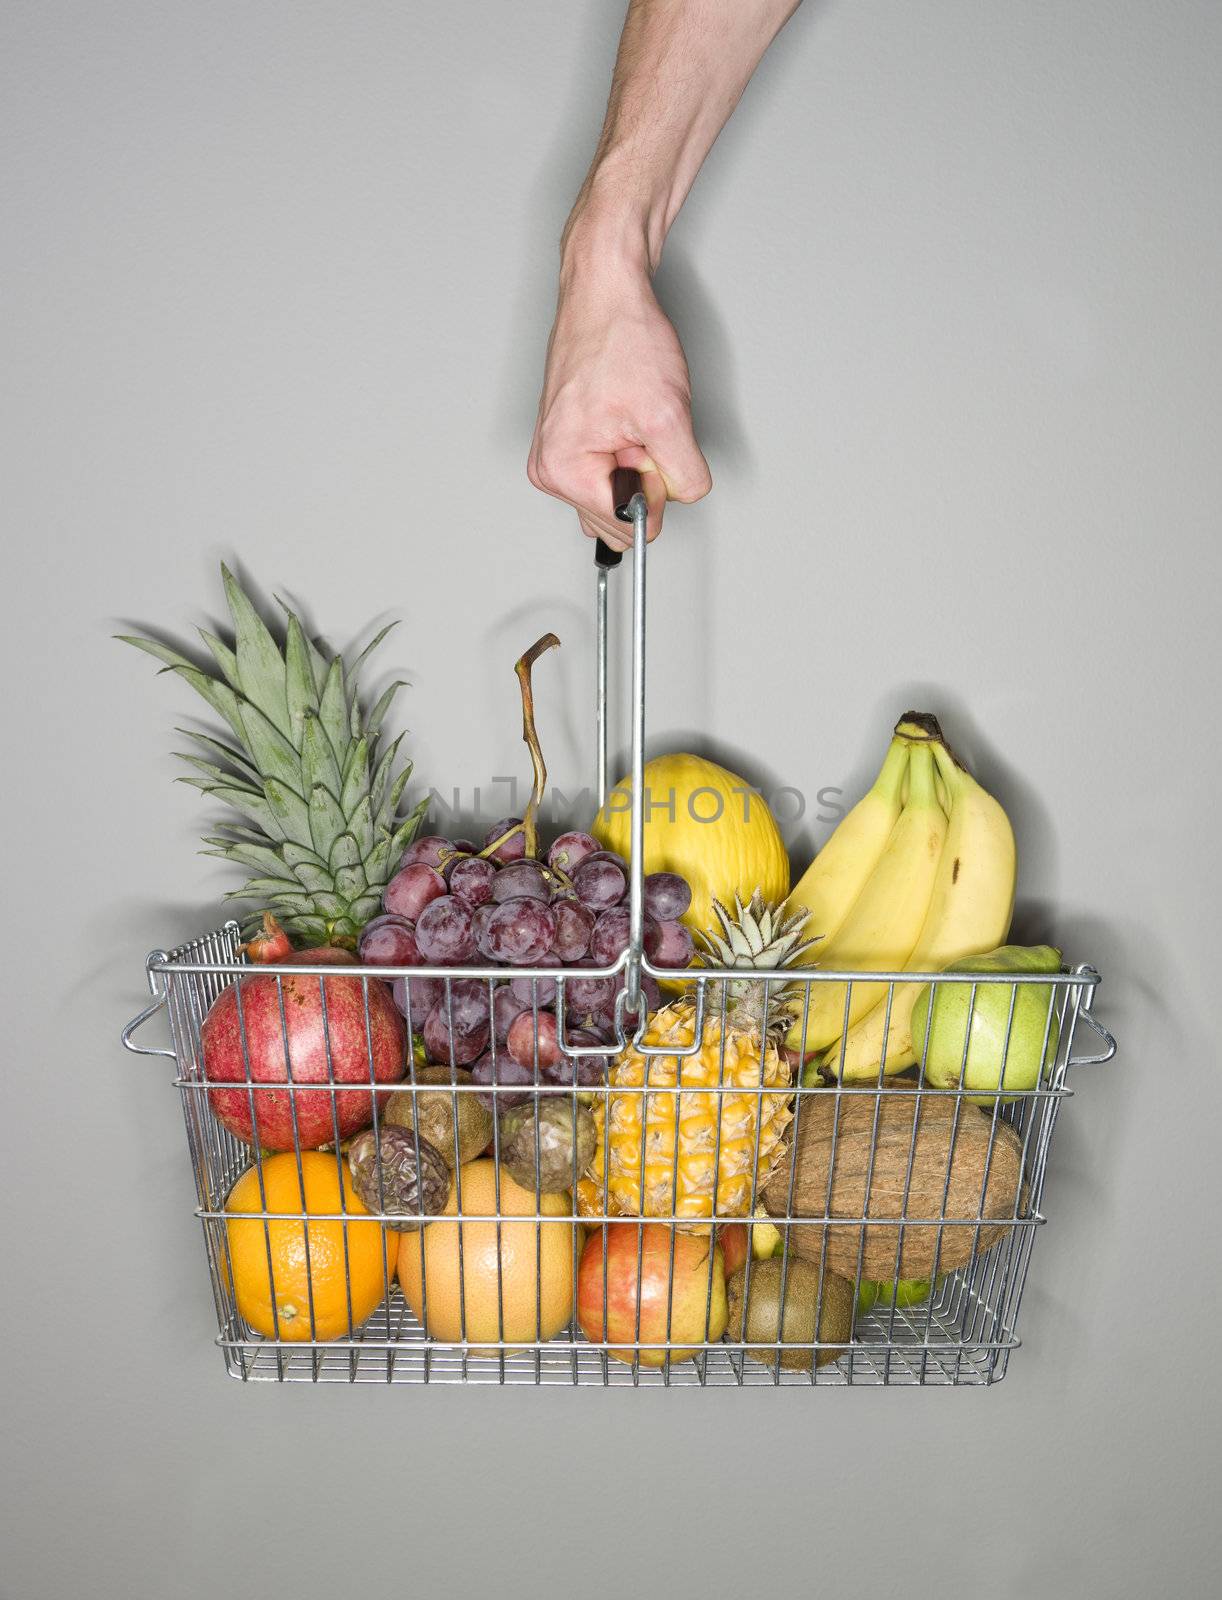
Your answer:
[912,944,1062,1104]
[858,1275,945,1313]
[873,1275,940,1309]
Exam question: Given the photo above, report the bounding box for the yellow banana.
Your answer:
[787,742,948,1055]
[785,734,909,957]
[828,737,1017,1081]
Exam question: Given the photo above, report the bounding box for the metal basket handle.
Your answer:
[120,951,176,1059]
[593,474,650,1016]
[1065,965,1118,1066]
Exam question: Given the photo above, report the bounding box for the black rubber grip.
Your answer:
[612,466,643,521]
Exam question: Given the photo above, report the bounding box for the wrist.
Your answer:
[560,171,665,282]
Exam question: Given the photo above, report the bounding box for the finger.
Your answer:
[578,510,630,551]
[621,419,713,506]
[566,459,633,543]
[612,455,668,541]
[530,439,622,533]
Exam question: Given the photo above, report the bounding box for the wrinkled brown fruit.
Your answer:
[347,1125,450,1232]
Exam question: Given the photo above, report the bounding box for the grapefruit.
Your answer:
[397,1159,576,1355]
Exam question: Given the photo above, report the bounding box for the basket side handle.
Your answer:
[121,951,176,1059]
[1066,965,1117,1067]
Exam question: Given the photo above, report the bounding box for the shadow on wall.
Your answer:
[615,676,1061,886]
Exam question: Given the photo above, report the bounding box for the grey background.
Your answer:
[3,1,1219,1596]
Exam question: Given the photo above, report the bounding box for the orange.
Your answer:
[225,1152,390,1341]
[397,1159,576,1355]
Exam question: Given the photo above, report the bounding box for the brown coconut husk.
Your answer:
[762,1090,1027,1280]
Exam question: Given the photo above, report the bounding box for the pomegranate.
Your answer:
[202,945,406,1150]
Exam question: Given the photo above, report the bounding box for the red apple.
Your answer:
[719,1223,749,1280]
[719,1218,784,1277]
[577,1223,728,1366]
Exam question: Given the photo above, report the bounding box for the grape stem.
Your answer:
[515,633,560,860]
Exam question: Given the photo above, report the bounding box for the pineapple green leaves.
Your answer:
[120,565,426,947]
[697,892,817,1036]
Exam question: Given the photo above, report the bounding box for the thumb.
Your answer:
[620,430,712,507]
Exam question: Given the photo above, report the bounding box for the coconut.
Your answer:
[762,1091,1025,1279]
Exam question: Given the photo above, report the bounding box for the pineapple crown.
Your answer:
[120,564,426,947]
[696,891,817,1037]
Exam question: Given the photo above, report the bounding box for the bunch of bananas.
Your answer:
[784,714,1016,1080]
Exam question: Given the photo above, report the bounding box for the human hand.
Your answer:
[528,252,712,549]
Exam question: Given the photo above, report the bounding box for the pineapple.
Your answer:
[121,565,426,946]
[585,893,815,1227]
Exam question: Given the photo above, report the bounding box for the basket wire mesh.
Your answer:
[122,497,1116,1385]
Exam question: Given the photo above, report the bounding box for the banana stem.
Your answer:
[515,633,560,861]
[894,710,966,772]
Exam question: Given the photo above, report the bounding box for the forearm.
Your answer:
[530,0,798,541]
[564,0,801,276]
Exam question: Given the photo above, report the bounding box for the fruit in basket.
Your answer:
[819,717,1017,1080]
[719,1216,784,1278]
[396,1160,576,1354]
[726,1257,854,1370]
[871,1274,943,1309]
[201,955,406,1149]
[384,863,448,923]
[761,1091,1026,1279]
[911,945,1061,1103]
[357,913,420,966]
[592,753,789,939]
[241,911,295,963]
[785,735,909,947]
[586,893,814,1225]
[350,639,694,1095]
[225,1152,389,1340]
[382,1067,493,1168]
[347,1124,450,1231]
[576,1223,728,1366]
[121,565,428,948]
[788,740,950,1056]
[499,1099,597,1193]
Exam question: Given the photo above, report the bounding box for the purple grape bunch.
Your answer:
[357,822,695,1105]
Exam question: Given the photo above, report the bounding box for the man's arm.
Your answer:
[529,0,800,547]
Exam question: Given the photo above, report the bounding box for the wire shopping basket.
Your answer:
[122,495,1116,1385]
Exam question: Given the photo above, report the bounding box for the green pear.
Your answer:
[856,1279,880,1317]
[912,944,1062,1104]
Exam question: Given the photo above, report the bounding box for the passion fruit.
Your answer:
[347,1124,450,1231]
[498,1099,596,1194]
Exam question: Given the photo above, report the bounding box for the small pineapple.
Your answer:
[586,893,815,1227]
[121,565,427,947]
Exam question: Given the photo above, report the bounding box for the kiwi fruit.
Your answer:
[382,1067,493,1169]
[727,1257,855,1371]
